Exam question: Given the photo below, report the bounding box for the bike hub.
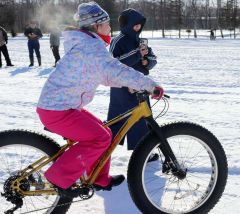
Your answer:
[174,168,187,180]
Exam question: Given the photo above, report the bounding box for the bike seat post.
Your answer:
[67,139,75,146]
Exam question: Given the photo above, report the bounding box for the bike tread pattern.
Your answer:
[127,121,228,214]
[0,129,73,214]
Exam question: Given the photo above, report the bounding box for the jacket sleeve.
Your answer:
[50,33,54,46]
[110,39,142,67]
[37,29,43,38]
[1,27,8,43]
[144,47,157,70]
[94,44,158,92]
[24,28,29,37]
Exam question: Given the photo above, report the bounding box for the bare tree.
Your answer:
[191,0,198,38]
[171,0,183,38]
[217,0,224,38]
[160,0,166,37]
[0,0,239,38]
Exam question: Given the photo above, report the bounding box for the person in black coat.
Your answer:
[50,27,61,67]
[0,26,14,68]
[24,21,43,67]
[210,29,215,40]
[107,9,158,160]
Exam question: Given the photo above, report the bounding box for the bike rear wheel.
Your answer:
[0,130,73,214]
[128,122,228,214]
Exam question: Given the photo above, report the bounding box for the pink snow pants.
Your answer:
[36,107,112,189]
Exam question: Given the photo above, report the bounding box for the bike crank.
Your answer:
[2,176,94,214]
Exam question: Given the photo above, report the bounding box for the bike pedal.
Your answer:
[55,185,91,198]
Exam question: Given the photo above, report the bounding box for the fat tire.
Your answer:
[0,129,73,214]
[127,122,228,214]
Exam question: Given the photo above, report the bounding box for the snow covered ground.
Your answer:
[0,35,239,213]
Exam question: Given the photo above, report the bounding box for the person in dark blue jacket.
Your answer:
[0,26,14,68]
[24,21,43,67]
[107,9,158,161]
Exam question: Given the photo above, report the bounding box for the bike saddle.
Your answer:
[44,127,68,140]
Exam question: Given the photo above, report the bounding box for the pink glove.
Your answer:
[151,86,164,100]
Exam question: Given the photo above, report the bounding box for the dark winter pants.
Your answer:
[0,44,12,67]
[28,40,41,65]
[51,46,60,65]
[107,87,150,150]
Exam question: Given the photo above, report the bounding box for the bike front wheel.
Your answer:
[0,130,73,214]
[128,122,228,214]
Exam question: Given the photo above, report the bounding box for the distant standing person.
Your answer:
[24,21,43,67]
[210,29,215,40]
[0,26,14,68]
[50,27,61,67]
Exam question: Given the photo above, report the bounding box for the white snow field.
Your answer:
[0,35,239,214]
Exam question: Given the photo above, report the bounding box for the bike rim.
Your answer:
[0,144,60,214]
[142,135,218,214]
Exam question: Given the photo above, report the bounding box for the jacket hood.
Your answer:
[62,30,85,53]
[120,9,146,38]
[62,30,105,53]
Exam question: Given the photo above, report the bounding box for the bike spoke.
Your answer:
[142,134,218,213]
[0,144,60,214]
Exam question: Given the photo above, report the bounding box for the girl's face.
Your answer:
[133,24,142,32]
[96,22,111,35]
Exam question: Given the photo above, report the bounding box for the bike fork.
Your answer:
[146,117,185,176]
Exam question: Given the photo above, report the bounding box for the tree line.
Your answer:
[0,0,239,38]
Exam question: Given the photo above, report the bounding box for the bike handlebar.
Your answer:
[136,90,170,101]
[164,94,170,99]
[152,88,170,99]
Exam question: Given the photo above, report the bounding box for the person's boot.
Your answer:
[6,59,14,66]
[37,57,41,66]
[93,174,125,191]
[6,58,14,66]
[5,55,13,67]
[147,153,159,163]
[29,57,34,67]
[7,63,14,67]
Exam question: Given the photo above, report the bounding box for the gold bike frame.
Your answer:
[14,100,152,196]
[87,101,152,184]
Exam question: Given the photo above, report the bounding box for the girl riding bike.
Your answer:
[36,1,163,197]
[0,2,227,214]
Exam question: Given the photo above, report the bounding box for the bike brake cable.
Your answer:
[153,97,169,120]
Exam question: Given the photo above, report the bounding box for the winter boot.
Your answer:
[7,62,14,67]
[147,153,159,163]
[37,57,41,66]
[29,57,34,67]
[6,57,13,67]
[93,174,125,191]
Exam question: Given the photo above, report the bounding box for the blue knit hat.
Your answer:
[74,2,110,28]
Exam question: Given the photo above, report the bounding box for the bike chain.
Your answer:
[19,187,95,214]
[20,197,87,214]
